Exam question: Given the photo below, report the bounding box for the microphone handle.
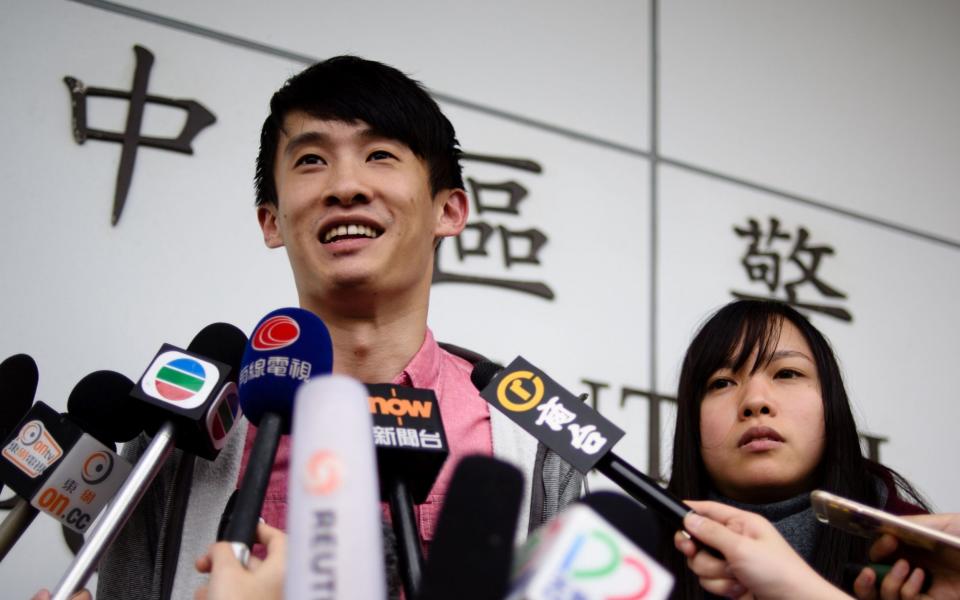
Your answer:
[386,475,424,600]
[220,411,283,565]
[0,497,39,561]
[596,451,691,528]
[51,421,176,600]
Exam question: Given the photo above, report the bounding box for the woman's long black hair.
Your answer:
[665,300,928,598]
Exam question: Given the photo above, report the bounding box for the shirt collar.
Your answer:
[393,328,441,388]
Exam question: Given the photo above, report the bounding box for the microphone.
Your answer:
[0,354,38,445]
[220,308,333,565]
[365,383,449,599]
[507,495,675,599]
[418,455,524,600]
[50,323,247,600]
[286,375,385,599]
[472,357,693,529]
[0,371,142,559]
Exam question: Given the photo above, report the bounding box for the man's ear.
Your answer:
[257,204,285,248]
[434,188,469,240]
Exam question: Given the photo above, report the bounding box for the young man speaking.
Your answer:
[98,56,581,600]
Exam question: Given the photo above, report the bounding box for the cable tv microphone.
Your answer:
[220,308,333,565]
[286,374,385,599]
[418,455,524,600]
[472,357,693,530]
[507,497,674,599]
[50,323,246,600]
[0,371,142,559]
[366,383,448,599]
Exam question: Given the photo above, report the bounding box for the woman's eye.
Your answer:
[775,369,801,379]
[295,154,325,166]
[368,150,395,161]
[707,378,734,391]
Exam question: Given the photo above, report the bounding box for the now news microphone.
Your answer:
[472,357,693,530]
[418,455,524,600]
[286,375,385,599]
[366,383,449,599]
[507,492,674,599]
[51,323,246,600]
[220,308,333,565]
[0,371,142,560]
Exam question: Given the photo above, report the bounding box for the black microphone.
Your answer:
[418,455,524,600]
[0,353,39,501]
[0,371,143,559]
[0,354,38,445]
[366,383,449,599]
[220,308,333,564]
[471,357,692,529]
[50,323,247,599]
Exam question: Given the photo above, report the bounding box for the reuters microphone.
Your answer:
[0,371,142,560]
[506,501,674,599]
[286,375,385,599]
[50,323,246,600]
[473,357,692,529]
[220,308,333,565]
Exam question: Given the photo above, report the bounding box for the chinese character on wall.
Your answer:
[732,216,852,321]
[433,152,554,300]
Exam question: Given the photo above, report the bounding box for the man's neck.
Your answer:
[302,291,430,384]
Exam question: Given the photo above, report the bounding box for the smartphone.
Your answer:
[811,490,960,560]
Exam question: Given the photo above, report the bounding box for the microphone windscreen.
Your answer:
[419,455,524,600]
[286,374,385,600]
[67,371,143,444]
[578,491,661,555]
[238,308,333,431]
[188,322,248,382]
[469,360,502,392]
[0,353,39,440]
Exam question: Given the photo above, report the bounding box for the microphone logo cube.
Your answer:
[2,419,64,478]
[0,402,83,501]
[30,433,133,533]
[510,505,674,600]
[139,349,221,410]
[479,356,625,474]
[366,384,448,503]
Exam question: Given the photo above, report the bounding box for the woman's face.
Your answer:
[699,320,826,503]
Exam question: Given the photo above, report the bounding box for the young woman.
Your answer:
[666,300,927,599]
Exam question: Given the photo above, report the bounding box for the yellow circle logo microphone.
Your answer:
[496,370,545,412]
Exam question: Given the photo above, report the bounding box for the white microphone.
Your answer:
[507,503,674,600]
[285,374,385,600]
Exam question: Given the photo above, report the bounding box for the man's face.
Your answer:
[258,113,465,302]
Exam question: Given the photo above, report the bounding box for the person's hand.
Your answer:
[674,500,847,600]
[194,522,286,600]
[853,513,960,600]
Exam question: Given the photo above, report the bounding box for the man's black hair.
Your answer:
[254,55,464,206]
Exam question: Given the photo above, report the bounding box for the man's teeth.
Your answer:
[323,224,380,243]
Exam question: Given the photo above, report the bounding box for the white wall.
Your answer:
[1,0,958,596]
